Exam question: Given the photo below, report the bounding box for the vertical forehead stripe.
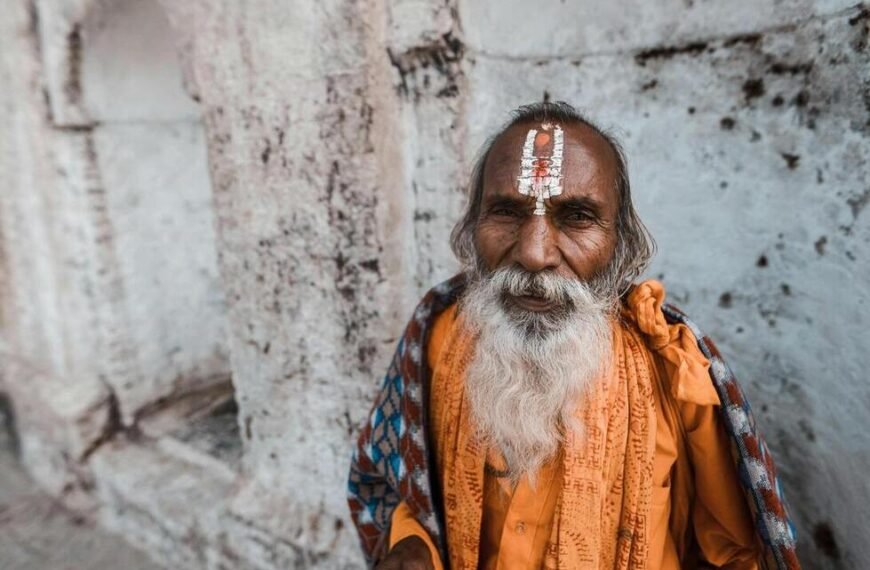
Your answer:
[517,124,564,214]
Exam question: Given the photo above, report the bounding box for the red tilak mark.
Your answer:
[532,160,551,181]
[532,132,553,183]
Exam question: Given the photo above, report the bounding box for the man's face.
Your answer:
[474,121,620,313]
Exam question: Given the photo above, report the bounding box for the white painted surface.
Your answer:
[93,121,229,419]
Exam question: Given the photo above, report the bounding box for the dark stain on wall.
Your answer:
[742,78,765,103]
[780,153,800,169]
[260,137,272,165]
[848,6,869,51]
[793,89,810,108]
[386,32,464,101]
[65,23,83,104]
[315,90,384,374]
[848,6,869,26]
[812,522,841,560]
[723,33,763,48]
[0,392,20,457]
[846,188,869,220]
[768,61,814,76]
[797,419,816,442]
[634,41,708,66]
[640,79,658,91]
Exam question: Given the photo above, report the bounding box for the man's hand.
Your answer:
[375,536,434,570]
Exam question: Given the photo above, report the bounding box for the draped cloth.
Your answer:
[347,275,800,569]
[429,304,658,569]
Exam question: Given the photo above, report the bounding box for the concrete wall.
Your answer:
[0,0,867,568]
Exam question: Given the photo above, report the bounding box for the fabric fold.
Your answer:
[625,281,720,407]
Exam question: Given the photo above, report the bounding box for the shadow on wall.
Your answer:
[0,393,20,458]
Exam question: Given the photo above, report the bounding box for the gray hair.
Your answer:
[450,101,656,296]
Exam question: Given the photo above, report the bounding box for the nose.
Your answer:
[512,215,561,273]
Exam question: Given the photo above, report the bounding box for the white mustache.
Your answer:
[490,267,577,306]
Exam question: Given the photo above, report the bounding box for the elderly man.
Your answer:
[348,102,798,570]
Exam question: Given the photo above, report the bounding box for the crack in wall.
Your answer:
[467,3,868,64]
[24,0,58,127]
[78,385,123,462]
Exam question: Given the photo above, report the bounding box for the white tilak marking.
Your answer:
[517,129,537,197]
[517,124,564,215]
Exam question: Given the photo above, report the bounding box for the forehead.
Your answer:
[482,121,620,202]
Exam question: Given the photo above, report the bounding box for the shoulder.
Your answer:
[410,274,467,368]
[412,274,467,327]
[621,280,720,407]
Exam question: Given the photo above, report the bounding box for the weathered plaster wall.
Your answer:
[1,0,235,539]
[164,1,416,565]
[1,0,867,568]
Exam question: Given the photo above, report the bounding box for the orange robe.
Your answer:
[389,281,760,569]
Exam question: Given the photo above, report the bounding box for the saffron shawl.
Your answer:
[347,275,799,569]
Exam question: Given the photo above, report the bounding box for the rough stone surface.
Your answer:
[0,423,161,570]
[1,0,867,568]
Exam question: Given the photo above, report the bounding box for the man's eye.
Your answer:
[492,207,521,217]
[563,210,592,222]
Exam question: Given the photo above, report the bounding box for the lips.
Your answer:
[506,293,557,312]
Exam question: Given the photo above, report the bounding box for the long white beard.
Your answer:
[461,266,615,481]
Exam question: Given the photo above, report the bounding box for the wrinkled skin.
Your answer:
[475,121,620,313]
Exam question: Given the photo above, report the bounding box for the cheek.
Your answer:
[475,221,517,264]
[557,229,617,277]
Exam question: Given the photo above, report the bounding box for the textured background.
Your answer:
[0,0,867,568]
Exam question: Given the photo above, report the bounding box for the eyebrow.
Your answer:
[551,196,604,213]
[482,194,530,209]
[484,188,603,208]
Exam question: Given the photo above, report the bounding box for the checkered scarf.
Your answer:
[347,275,800,569]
